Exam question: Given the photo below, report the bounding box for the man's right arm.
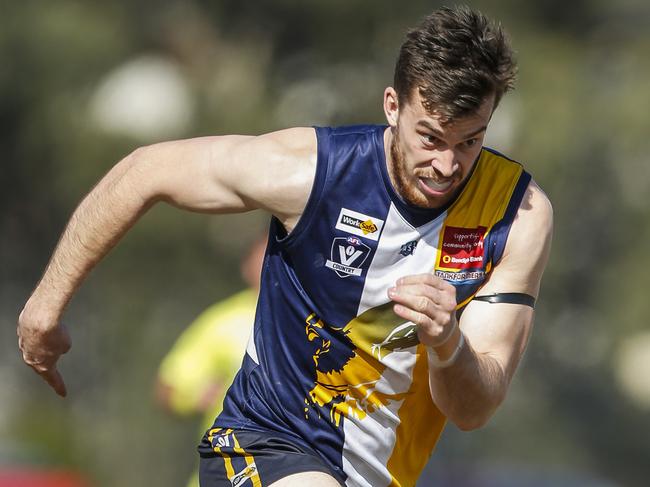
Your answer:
[17,127,317,396]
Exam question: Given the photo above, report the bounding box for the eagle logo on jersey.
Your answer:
[303,308,412,427]
[370,321,419,357]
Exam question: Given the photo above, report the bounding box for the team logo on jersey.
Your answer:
[371,322,419,358]
[230,463,258,487]
[303,311,406,428]
[325,236,370,278]
[435,225,487,281]
[335,208,384,241]
[399,240,418,257]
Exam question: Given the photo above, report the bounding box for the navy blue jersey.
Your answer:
[204,125,530,486]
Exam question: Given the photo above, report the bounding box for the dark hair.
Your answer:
[394,6,517,123]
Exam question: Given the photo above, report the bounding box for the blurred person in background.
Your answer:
[156,236,266,487]
[18,6,552,487]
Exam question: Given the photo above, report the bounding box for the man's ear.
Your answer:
[383,87,399,128]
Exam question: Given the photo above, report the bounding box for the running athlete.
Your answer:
[18,7,553,487]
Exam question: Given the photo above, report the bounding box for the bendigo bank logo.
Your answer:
[437,225,487,271]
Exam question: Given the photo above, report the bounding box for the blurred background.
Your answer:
[2,0,650,486]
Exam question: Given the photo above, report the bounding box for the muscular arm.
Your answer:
[18,128,317,396]
[389,181,553,430]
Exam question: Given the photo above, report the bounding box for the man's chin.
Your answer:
[415,185,460,209]
[402,191,446,209]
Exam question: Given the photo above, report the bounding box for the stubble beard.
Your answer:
[389,129,429,208]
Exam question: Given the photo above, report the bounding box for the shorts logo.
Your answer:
[216,435,231,448]
[230,463,258,487]
[435,225,487,281]
[335,208,384,241]
[325,236,370,278]
[209,429,233,449]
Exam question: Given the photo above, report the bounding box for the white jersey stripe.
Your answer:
[342,203,446,486]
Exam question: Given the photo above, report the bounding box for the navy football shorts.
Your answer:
[198,427,343,486]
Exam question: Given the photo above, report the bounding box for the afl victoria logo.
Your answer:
[325,236,371,278]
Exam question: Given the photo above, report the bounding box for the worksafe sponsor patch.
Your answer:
[335,208,384,241]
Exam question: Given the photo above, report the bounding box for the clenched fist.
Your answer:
[388,273,458,348]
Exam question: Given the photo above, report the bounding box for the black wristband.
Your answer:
[473,292,536,308]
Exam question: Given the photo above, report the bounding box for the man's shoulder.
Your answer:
[256,127,318,156]
[481,146,519,163]
[319,124,386,148]
[504,177,553,249]
[314,124,386,164]
[524,180,553,231]
[500,178,553,285]
[325,124,386,136]
[478,178,552,296]
[477,147,552,223]
[521,179,553,224]
[266,124,384,153]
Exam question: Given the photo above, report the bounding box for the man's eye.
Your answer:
[422,134,439,145]
[464,138,478,148]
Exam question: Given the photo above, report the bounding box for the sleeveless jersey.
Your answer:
[209,125,531,486]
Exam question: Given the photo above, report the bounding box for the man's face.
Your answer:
[384,89,494,209]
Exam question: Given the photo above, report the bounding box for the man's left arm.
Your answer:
[389,181,553,430]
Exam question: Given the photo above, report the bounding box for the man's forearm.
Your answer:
[428,333,507,431]
[24,150,156,319]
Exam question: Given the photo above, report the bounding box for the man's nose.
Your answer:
[431,149,458,178]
